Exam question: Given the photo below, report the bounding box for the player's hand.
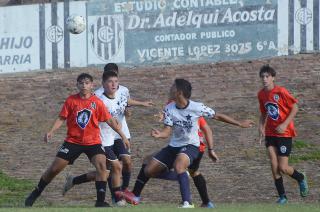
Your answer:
[44,132,53,143]
[125,108,132,118]
[239,120,255,128]
[258,129,265,145]
[276,123,287,134]
[151,128,161,138]
[143,101,154,107]
[123,138,130,150]
[114,118,122,131]
[154,111,164,122]
[208,150,219,162]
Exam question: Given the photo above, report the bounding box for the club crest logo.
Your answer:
[280,145,287,154]
[76,109,92,129]
[46,25,63,43]
[274,94,279,102]
[89,15,124,62]
[265,102,279,120]
[91,102,96,110]
[295,8,312,25]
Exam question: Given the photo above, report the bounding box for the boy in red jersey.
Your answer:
[258,65,308,204]
[25,73,128,207]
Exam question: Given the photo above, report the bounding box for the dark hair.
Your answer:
[77,73,93,82]
[104,63,119,74]
[175,78,192,99]
[259,64,276,77]
[102,70,118,82]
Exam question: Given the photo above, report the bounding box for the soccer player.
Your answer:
[258,65,308,204]
[62,71,133,206]
[95,63,153,195]
[24,73,128,207]
[130,78,254,208]
[134,116,217,208]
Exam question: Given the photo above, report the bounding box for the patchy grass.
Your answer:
[290,140,320,163]
[293,140,311,149]
[290,150,320,163]
[0,171,34,207]
[0,203,320,212]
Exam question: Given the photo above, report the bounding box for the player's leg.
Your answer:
[188,152,214,208]
[114,139,132,191]
[174,145,199,208]
[25,142,78,207]
[276,137,308,197]
[88,145,109,207]
[131,146,175,204]
[266,137,287,204]
[62,171,96,196]
[105,146,124,205]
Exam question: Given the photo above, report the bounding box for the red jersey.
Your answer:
[258,85,297,137]
[59,94,112,145]
[198,117,207,153]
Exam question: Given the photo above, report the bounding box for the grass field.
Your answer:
[0,204,319,212]
[1,171,319,211]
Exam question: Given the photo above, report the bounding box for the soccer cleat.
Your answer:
[115,199,127,207]
[200,201,215,208]
[25,190,40,207]
[179,201,195,208]
[276,195,288,205]
[299,173,309,197]
[115,190,140,205]
[95,201,112,207]
[62,175,74,196]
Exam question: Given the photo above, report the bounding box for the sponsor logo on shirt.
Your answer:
[91,102,96,110]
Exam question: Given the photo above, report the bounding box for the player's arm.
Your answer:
[276,103,298,134]
[258,113,267,144]
[213,113,254,128]
[106,117,130,149]
[151,125,172,139]
[45,116,66,142]
[201,123,218,162]
[128,98,154,107]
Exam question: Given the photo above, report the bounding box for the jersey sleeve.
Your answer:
[257,92,266,114]
[198,117,207,131]
[199,103,215,118]
[281,87,298,107]
[97,101,112,122]
[59,98,70,119]
[163,106,173,127]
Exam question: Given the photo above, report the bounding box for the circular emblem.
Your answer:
[274,94,279,102]
[295,8,312,25]
[98,26,114,43]
[280,146,287,154]
[90,16,124,61]
[46,25,63,43]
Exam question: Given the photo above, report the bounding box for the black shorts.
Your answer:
[104,146,118,161]
[56,142,105,164]
[188,152,204,171]
[153,145,200,170]
[113,139,130,159]
[265,136,292,156]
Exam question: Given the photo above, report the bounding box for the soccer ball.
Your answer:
[66,15,86,34]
